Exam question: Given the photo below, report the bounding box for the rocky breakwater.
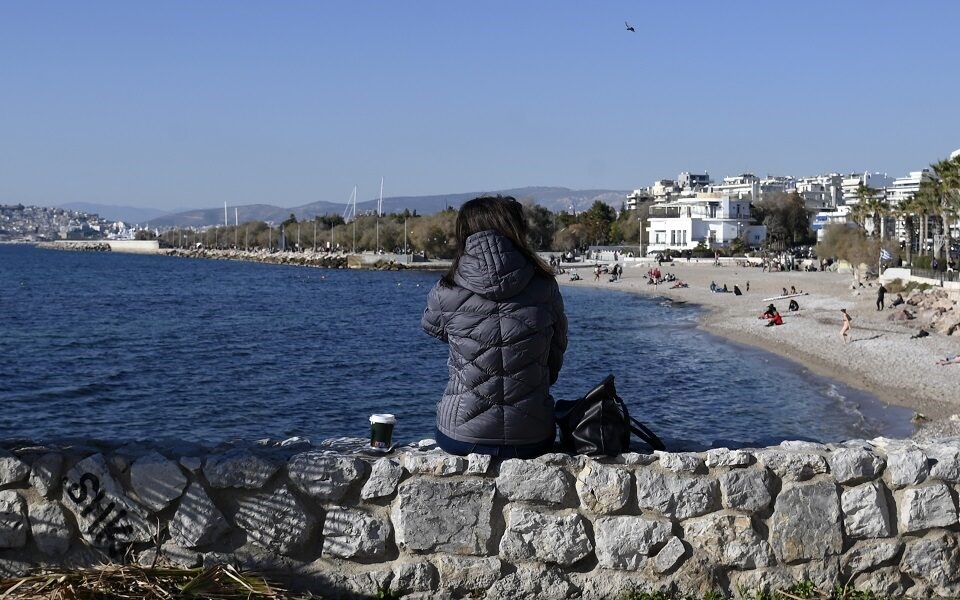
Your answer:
[165,248,352,269]
[1,437,960,598]
[36,241,111,252]
[888,287,960,336]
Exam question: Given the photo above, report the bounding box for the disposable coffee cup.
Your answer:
[369,414,396,449]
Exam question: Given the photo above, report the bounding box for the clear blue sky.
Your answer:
[1,1,958,210]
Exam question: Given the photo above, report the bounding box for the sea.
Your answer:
[0,244,913,449]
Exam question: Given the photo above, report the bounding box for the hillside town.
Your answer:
[0,204,136,242]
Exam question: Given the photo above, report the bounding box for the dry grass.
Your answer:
[0,564,299,600]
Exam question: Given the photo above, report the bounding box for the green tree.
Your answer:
[928,156,960,264]
[521,201,555,251]
[581,201,616,245]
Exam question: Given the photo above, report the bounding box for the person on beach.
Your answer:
[839,308,852,343]
[765,309,784,327]
[760,304,777,319]
[782,287,788,297]
[937,356,960,366]
[422,196,567,458]
[876,284,887,311]
[891,293,905,308]
[788,299,800,312]
[790,286,797,295]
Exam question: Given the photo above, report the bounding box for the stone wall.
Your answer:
[1,436,960,599]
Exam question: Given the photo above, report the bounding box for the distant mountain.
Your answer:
[59,202,171,224]
[148,187,630,227]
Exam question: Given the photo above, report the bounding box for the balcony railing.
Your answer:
[910,268,960,283]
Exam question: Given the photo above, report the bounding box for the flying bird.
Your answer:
[625,21,635,32]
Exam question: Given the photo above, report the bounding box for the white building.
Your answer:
[645,194,766,254]
[886,169,932,206]
[651,179,680,201]
[841,172,893,205]
[709,174,759,199]
[677,171,712,191]
[795,174,843,211]
[625,188,654,211]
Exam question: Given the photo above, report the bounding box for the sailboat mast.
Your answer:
[352,185,357,254]
[376,177,383,253]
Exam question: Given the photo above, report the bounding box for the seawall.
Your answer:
[2,437,960,598]
[37,240,161,254]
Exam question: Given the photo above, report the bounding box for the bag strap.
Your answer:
[629,416,666,451]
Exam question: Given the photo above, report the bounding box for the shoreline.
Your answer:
[559,260,960,438]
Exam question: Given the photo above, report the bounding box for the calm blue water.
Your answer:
[0,245,911,448]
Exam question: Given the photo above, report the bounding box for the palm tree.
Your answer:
[913,181,940,256]
[895,197,918,264]
[854,184,887,237]
[928,156,960,264]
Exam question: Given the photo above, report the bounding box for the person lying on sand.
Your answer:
[936,355,960,366]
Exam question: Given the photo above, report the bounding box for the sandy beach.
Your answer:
[560,259,960,437]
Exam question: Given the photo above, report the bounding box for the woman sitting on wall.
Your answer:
[422,196,568,458]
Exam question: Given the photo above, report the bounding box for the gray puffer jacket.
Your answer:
[422,230,567,446]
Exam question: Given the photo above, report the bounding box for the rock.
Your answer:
[487,564,576,600]
[360,458,403,500]
[655,451,704,473]
[27,501,72,555]
[60,454,152,547]
[433,555,502,592]
[466,453,492,475]
[536,453,576,466]
[653,536,686,574]
[842,540,902,576]
[705,448,752,468]
[322,507,390,559]
[287,452,367,501]
[924,442,960,482]
[0,451,30,486]
[635,468,719,519]
[851,566,910,598]
[128,452,188,512]
[829,448,885,484]
[593,515,671,569]
[899,483,958,533]
[169,483,230,548]
[392,478,494,555]
[621,452,658,466]
[402,451,466,476]
[28,453,63,498]
[901,533,960,598]
[179,456,203,473]
[391,562,438,594]
[885,445,928,488]
[719,468,772,512]
[780,440,828,452]
[161,544,201,568]
[233,484,315,555]
[683,513,774,568]
[770,480,842,562]
[499,507,592,566]
[0,491,26,549]
[840,481,893,539]
[495,459,572,505]
[204,450,280,489]
[757,451,828,481]
[575,460,631,514]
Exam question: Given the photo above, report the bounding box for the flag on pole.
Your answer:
[880,248,892,261]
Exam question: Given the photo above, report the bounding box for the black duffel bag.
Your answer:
[555,374,665,456]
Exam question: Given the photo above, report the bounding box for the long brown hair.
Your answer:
[441,196,554,287]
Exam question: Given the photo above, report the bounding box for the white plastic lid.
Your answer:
[370,413,396,424]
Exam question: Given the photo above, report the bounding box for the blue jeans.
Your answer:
[436,429,555,459]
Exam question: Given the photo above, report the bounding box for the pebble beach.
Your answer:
[561,260,960,437]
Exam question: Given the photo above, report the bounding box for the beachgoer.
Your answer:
[790,286,797,295]
[422,196,567,458]
[733,285,742,296]
[839,308,852,343]
[722,284,729,293]
[760,304,776,319]
[876,284,887,311]
[788,299,799,312]
[765,310,784,327]
[710,281,717,292]
[745,281,750,292]
[936,356,960,366]
[891,293,905,308]
[782,287,788,297]
[911,329,929,339]
[594,264,601,282]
